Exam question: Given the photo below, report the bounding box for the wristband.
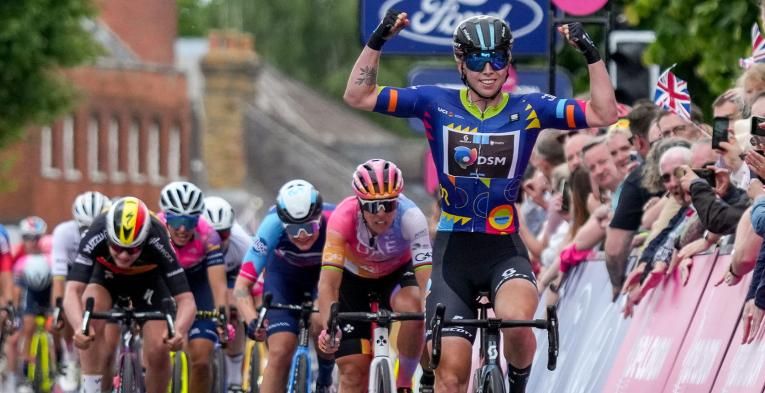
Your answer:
[729,264,741,279]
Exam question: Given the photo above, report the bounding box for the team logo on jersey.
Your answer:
[453,146,478,169]
[487,204,514,233]
[444,128,519,178]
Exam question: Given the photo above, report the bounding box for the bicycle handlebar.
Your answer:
[326,302,424,346]
[429,303,559,371]
[82,297,176,339]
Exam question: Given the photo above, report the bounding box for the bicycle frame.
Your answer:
[327,299,424,393]
[27,314,54,393]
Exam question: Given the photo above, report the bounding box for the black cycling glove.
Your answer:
[245,319,259,341]
[567,23,601,64]
[367,9,402,51]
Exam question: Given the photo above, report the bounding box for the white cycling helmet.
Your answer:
[19,216,47,237]
[276,180,323,224]
[203,196,235,231]
[72,191,111,227]
[159,181,205,216]
[23,255,51,291]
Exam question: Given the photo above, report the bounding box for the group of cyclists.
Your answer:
[0,10,618,393]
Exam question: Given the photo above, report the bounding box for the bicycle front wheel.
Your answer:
[479,367,506,393]
[245,341,261,393]
[288,355,309,393]
[212,348,227,393]
[373,362,393,393]
[117,353,143,393]
[169,351,189,393]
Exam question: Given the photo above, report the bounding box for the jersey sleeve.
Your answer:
[0,229,11,273]
[203,230,225,268]
[373,86,429,118]
[525,93,589,130]
[240,213,282,282]
[67,219,107,284]
[321,201,355,272]
[401,207,433,271]
[145,219,190,296]
[51,223,72,278]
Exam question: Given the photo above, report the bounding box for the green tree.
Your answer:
[623,0,758,116]
[0,0,102,149]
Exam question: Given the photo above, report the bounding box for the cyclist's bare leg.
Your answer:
[391,286,424,388]
[79,284,116,390]
[186,337,214,393]
[20,315,36,365]
[141,320,172,393]
[336,353,371,393]
[494,278,539,391]
[426,337,472,393]
[260,332,297,393]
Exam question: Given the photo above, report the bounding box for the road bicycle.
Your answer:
[167,308,228,393]
[257,292,319,393]
[327,293,424,393]
[242,303,270,393]
[429,293,559,393]
[25,310,57,392]
[82,296,176,393]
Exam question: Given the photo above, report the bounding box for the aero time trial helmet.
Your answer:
[453,15,513,60]
[106,197,152,248]
[351,159,404,200]
[72,191,111,227]
[159,181,205,216]
[203,196,235,231]
[276,180,323,224]
[23,255,51,291]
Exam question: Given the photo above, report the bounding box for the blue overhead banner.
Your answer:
[406,65,573,133]
[361,0,550,56]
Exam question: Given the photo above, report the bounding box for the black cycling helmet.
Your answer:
[453,16,513,59]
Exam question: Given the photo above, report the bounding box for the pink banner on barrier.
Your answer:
[665,254,751,392]
[710,270,765,393]
[603,252,718,393]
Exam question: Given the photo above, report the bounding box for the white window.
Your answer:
[88,116,106,182]
[62,116,81,181]
[40,125,60,178]
[109,117,126,183]
[168,124,181,180]
[128,119,144,183]
[148,121,162,184]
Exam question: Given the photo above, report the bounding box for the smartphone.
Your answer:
[712,117,729,150]
[559,180,570,213]
[692,168,716,188]
[752,116,765,137]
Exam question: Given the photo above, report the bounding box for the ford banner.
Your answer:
[360,0,550,56]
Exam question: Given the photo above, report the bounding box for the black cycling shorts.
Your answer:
[336,262,418,358]
[425,231,536,343]
[89,262,172,313]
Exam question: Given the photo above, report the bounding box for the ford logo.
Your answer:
[378,0,545,46]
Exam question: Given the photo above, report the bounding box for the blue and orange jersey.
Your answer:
[374,86,588,234]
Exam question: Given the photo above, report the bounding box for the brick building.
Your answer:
[0,0,191,226]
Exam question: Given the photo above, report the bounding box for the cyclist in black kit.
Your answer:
[63,196,197,393]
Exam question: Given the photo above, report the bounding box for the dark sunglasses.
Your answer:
[21,234,41,242]
[217,228,232,241]
[661,173,672,183]
[465,50,509,72]
[359,198,398,214]
[283,219,321,238]
[165,214,199,230]
[109,242,142,255]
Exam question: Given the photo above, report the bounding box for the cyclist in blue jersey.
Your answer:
[343,11,618,393]
[234,180,336,393]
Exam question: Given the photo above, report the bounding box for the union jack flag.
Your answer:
[654,66,691,120]
[741,23,765,69]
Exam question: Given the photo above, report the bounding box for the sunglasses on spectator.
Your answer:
[165,214,199,230]
[21,234,41,242]
[464,50,510,72]
[217,228,232,241]
[109,242,142,255]
[283,219,321,238]
[359,198,398,214]
[661,173,673,183]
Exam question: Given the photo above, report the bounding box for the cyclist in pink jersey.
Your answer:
[318,159,432,393]
[159,181,227,393]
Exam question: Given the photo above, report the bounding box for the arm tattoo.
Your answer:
[233,288,250,299]
[355,66,378,86]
